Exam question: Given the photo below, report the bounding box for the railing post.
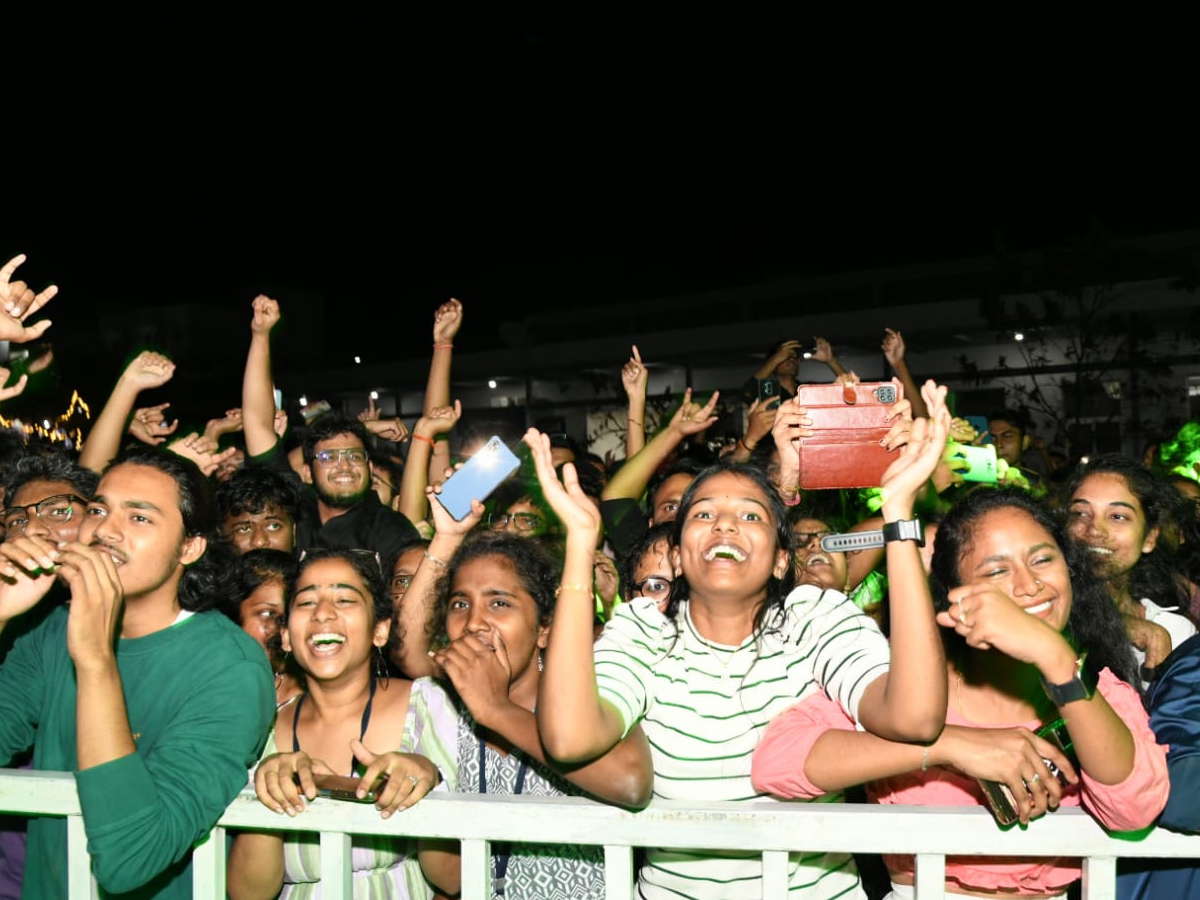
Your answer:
[461,837,491,900]
[65,815,97,900]
[320,830,353,900]
[762,849,789,896]
[191,825,227,899]
[913,851,947,900]
[1081,855,1118,900]
[604,844,634,900]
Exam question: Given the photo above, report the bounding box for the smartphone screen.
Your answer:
[434,436,522,521]
[756,378,782,408]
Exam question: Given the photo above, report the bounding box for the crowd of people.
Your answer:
[2,251,1200,899]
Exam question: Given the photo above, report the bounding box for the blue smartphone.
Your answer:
[434,436,521,521]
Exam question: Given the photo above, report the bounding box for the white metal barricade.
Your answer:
[3,768,1198,900]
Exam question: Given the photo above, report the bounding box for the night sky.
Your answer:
[8,12,1197,366]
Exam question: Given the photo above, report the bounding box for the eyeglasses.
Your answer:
[313,448,369,468]
[2,494,87,535]
[631,576,673,598]
[489,512,547,535]
[391,573,414,596]
[793,530,832,548]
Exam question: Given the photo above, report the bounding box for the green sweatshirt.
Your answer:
[0,607,274,900]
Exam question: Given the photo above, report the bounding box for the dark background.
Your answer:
[6,11,1197,380]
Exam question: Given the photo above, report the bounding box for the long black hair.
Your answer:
[664,458,796,637]
[1060,454,1190,611]
[931,486,1140,690]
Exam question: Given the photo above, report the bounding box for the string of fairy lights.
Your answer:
[0,390,92,448]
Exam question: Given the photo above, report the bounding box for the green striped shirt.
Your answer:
[594,587,889,899]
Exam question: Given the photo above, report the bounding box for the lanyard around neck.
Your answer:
[292,673,377,776]
[478,738,529,896]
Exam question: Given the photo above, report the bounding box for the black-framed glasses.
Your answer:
[793,530,832,548]
[2,494,87,535]
[489,512,547,535]
[313,448,369,468]
[632,576,673,598]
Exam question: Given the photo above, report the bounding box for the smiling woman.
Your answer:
[227,549,459,900]
[753,487,1167,899]
[532,381,954,900]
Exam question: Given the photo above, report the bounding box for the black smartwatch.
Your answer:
[1040,654,1095,706]
[881,518,924,546]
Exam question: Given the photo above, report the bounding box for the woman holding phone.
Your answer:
[227,548,459,900]
[753,488,1168,899]
[531,379,954,900]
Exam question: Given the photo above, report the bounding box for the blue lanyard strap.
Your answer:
[478,738,529,895]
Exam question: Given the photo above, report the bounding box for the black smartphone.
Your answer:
[756,377,782,408]
[311,773,378,804]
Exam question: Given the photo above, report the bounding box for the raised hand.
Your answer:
[432,298,463,344]
[523,429,601,541]
[668,388,720,438]
[167,433,240,477]
[0,365,27,403]
[881,328,907,367]
[742,397,777,450]
[949,416,981,445]
[349,740,440,818]
[769,396,814,494]
[426,463,485,539]
[127,403,179,446]
[593,551,619,607]
[878,380,950,516]
[204,408,244,441]
[120,351,176,392]
[273,409,289,438]
[415,400,461,440]
[0,254,57,344]
[0,536,61,627]
[812,337,835,364]
[767,340,802,368]
[621,345,648,399]
[250,294,281,336]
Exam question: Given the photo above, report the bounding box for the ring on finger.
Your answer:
[407,774,421,788]
[1028,773,1041,785]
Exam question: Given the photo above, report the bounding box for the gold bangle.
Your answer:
[554,583,590,597]
[424,550,448,568]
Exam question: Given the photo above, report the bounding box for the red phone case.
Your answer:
[796,382,900,490]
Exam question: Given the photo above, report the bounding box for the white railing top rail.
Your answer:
[3,768,1198,900]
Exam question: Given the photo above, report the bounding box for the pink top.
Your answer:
[752,668,1169,896]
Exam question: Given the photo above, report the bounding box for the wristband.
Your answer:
[1040,653,1095,706]
[412,434,436,447]
[881,518,925,546]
